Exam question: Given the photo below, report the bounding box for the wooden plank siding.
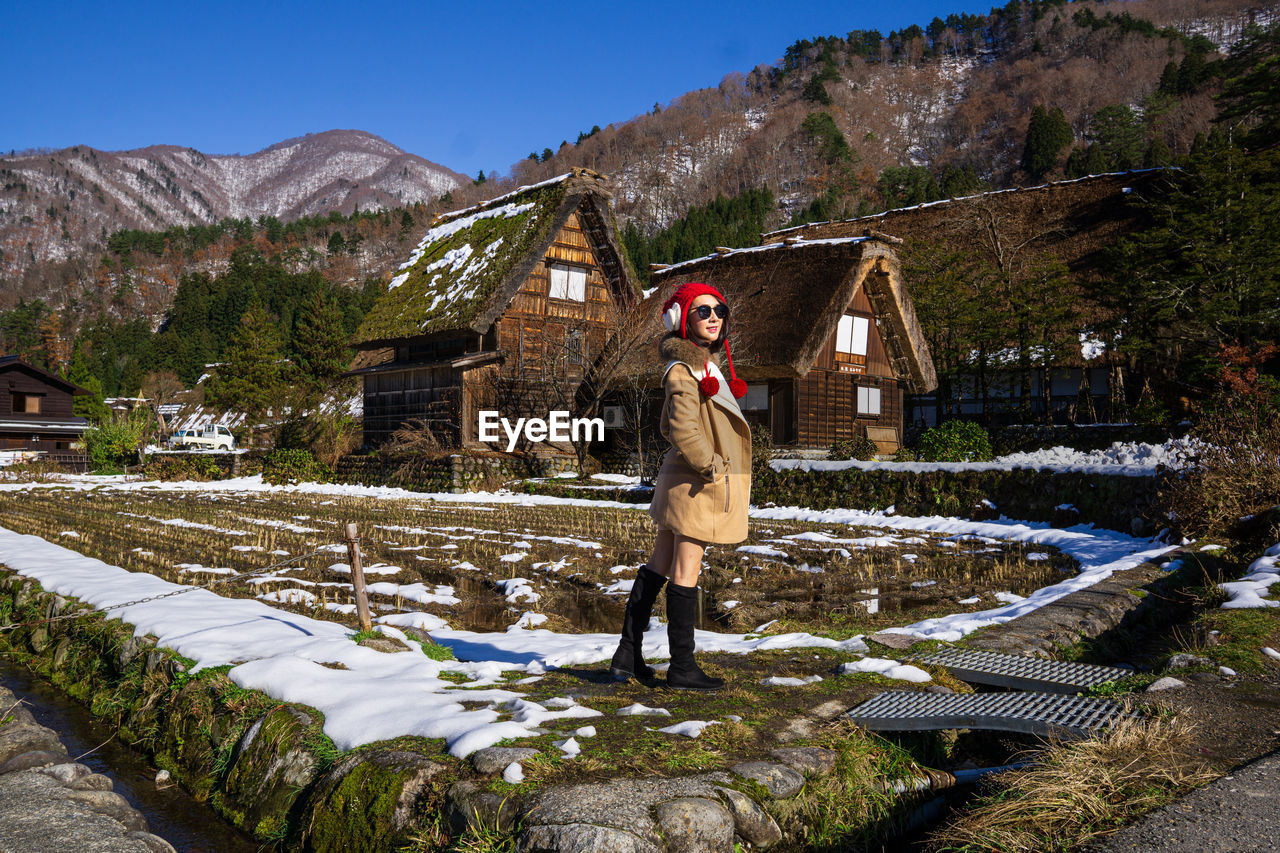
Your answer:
[492,211,619,387]
[0,366,77,419]
[0,362,86,451]
[810,288,895,378]
[361,365,461,449]
[795,372,903,449]
[789,288,904,450]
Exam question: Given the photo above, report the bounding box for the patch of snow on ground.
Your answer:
[617,704,671,717]
[1220,542,1280,609]
[496,578,539,604]
[761,675,823,687]
[838,658,932,683]
[656,720,720,738]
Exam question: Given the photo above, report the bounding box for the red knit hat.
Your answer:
[661,282,747,399]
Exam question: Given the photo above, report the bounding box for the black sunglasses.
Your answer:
[692,303,728,320]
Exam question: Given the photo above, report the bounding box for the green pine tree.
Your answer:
[205,301,286,420]
[1021,105,1074,181]
[1085,104,1147,171]
[66,344,110,423]
[1105,133,1280,391]
[294,292,350,386]
[1215,22,1280,150]
[327,231,347,256]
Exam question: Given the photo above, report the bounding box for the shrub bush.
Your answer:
[830,435,879,461]
[141,455,227,482]
[83,410,150,471]
[262,449,333,485]
[916,420,993,462]
[1158,345,1280,537]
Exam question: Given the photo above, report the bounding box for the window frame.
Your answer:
[856,385,881,417]
[11,391,42,414]
[548,262,588,302]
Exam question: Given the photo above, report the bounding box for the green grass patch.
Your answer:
[1188,607,1280,673]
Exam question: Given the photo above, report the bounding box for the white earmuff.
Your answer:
[662,303,681,332]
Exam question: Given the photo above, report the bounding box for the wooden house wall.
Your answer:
[361,364,461,448]
[0,364,83,450]
[1,365,76,419]
[493,211,617,383]
[809,287,895,378]
[794,372,903,449]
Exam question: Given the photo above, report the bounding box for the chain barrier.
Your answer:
[0,544,334,633]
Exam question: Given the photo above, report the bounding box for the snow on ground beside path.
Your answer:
[771,437,1201,477]
[838,659,931,683]
[0,524,891,756]
[657,720,720,738]
[1220,542,1280,609]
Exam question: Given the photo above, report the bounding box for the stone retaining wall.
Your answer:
[0,572,449,851]
[0,571,915,852]
[0,683,175,852]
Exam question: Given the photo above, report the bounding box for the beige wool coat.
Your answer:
[648,333,752,544]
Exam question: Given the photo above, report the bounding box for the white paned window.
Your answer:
[549,263,587,301]
[857,386,881,416]
[836,315,870,355]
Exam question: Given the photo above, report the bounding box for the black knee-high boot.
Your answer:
[609,565,667,681]
[665,582,724,691]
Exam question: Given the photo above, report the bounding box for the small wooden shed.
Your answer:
[0,355,90,452]
[349,169,638,448]
[632,236,936,452]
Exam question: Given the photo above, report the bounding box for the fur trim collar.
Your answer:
[658,332,722,371]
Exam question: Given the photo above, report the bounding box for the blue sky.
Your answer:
[4,0,998,177]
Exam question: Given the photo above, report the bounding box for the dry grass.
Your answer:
[930,717,1220,853]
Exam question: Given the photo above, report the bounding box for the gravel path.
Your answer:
[1084,748,1280,852]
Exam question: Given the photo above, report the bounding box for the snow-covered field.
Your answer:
[0,473,1176,757]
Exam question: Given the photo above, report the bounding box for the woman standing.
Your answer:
[610,282,752,691]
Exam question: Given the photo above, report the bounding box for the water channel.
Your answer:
[1,656,257,853]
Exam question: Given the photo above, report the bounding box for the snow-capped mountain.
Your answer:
[0,130,467,286]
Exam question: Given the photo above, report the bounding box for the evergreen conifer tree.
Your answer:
[205,301,286,420]
[294,292,349,386]
[1021,105,1074,180]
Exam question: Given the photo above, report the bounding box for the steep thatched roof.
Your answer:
[764,170,1165,275]
[353,169,636,348]
[614,237,936,393]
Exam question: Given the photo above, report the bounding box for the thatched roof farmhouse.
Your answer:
[350,169,638,448]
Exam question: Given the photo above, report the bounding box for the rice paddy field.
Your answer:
[0,485,1074,641]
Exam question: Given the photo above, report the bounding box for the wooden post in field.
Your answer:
[345,522,372,633]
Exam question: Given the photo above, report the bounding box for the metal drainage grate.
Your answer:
[912,649,1130,694]
[847,690,1129,738]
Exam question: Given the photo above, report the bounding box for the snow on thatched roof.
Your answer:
[354,169,634,348]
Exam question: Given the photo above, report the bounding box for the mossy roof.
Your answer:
[354,170,631,348]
